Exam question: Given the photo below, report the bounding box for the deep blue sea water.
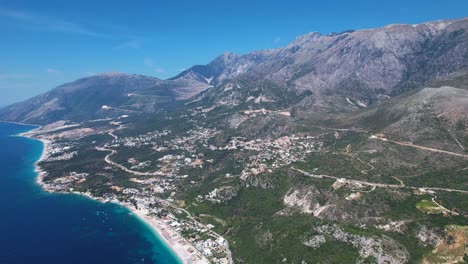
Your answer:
[0,122,180,264]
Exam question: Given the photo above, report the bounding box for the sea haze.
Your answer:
[0,122,180,264]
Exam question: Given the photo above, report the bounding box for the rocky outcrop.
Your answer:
[244,174,275,189]
[415,225,445,247]
[314,224,410,264]
[282,186,391,225]
[283,186,332,216]
[193,18,468,115]
[3,18,468,124]
[303,235,326,249]
[216,185,240,202]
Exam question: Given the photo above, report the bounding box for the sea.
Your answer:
[0,122,181,264]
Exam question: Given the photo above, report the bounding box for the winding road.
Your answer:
[98,125,233,263]
[370,135,468,159]
[292,167,468,194]
[96,128,163,176]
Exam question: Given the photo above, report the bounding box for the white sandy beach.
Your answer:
[33,137,52,187]
[132,207,209,264]
[21,128,207,264]
[15,127,51,186]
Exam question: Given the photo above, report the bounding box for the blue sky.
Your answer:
[1,0,467,105]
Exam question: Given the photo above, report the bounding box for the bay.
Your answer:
[0,122,180,264]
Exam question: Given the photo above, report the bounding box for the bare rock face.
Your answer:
[244,174,275,189]
[282,20,468,95]
[303,235,327,249]
[282,186,391,225]
[314,224,410,264]
[191,18,468,115]
[414,225,445,247]
[171,51,275,87]
[283,187,330,216]
[2,18,468,124]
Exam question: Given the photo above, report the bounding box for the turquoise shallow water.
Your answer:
[0,122,180,264]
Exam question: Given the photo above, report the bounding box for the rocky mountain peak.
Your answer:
[289,32,322,46]
[214,52,239,62]
[95,72,131,77]
[1,17,468,124]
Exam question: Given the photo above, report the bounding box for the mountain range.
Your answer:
[7,17,468,264]
[1,17,467,125]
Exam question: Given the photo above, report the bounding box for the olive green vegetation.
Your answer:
[416,200,444,214]
[176,164,464,263]
[35,84,468,263]
[39,121,468,263]
[184,185,362,263]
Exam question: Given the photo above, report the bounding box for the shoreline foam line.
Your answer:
[15,124,192,264]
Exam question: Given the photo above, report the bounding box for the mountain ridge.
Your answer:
[10,16,468,264]
[1,17,468,124]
